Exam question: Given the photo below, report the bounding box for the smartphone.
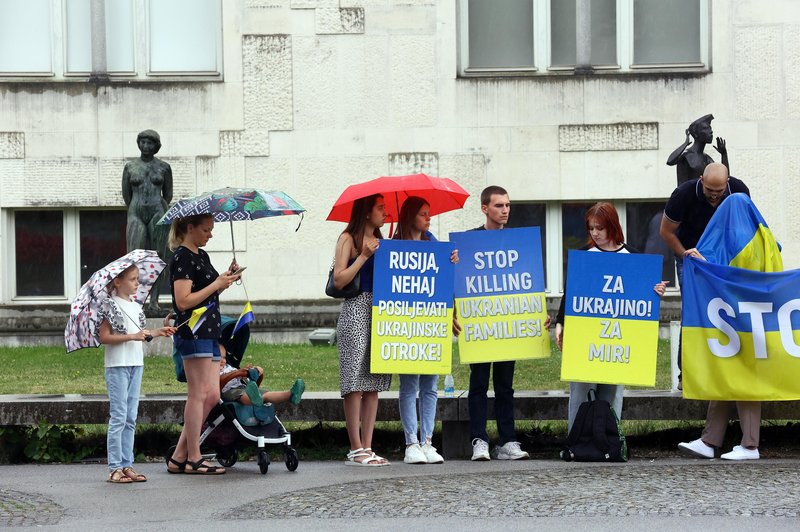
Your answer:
[231,266,247,276]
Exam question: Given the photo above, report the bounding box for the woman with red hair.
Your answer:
[555,202,666,432]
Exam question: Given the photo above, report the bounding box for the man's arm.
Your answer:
[659,215,686,257]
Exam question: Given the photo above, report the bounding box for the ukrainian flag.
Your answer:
[681,194,800,400]
[231,302,255,338]
[695,193,782,272]
[187,302,216,334]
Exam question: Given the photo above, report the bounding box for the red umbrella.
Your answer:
[326,173,470,223]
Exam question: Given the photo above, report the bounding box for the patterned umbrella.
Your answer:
[157,188,305,224]
[64,249,165,353]
[157,188,306,257]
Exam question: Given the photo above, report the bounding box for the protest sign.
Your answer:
[560,250,661,387]
[370,239,455,374]
[449,227,549,364]
[682,258,800,400]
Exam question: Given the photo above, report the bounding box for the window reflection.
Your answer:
[15,211,64,296]
[507,202,547,289]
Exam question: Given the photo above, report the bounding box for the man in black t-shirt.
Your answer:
[466,186,530,462]
[660,162,749,287]
[659,162,749,384]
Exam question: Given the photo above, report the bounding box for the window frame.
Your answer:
[5,207,128,303]
[0,0,223,82]
[457,0,710,77]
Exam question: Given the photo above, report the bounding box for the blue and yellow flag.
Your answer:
[682,193,800,400]
[695,193,782,271]
[231,302,255,338]
[186,302,216,334]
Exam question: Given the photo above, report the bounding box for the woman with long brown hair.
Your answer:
[333,194,392,466]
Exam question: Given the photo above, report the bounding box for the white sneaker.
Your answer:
[421,443,444,464]
[678,438,714,459]
[721,445,759,461]
[471,438,490,461]
[492,441,530,460]
[403,443,427,464]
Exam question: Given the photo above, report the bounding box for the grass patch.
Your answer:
[0,339,675,394]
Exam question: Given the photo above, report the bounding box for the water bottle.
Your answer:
[444,374,455,397]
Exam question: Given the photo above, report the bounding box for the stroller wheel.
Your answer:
[217,451,238,468]
[285,447,299,472]
[258,450,270,475]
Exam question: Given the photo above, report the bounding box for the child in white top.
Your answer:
[98,264,175,484]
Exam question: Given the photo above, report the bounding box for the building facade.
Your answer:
[0,0,797,313]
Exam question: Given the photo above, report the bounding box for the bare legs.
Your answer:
[239,391,291,405]
[169,357,222,470]
[343,391,385,463]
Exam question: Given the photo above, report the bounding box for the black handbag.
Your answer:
[325,261,361,299]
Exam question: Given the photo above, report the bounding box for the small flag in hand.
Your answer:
[187,302,216,333]
[232,302,255,338]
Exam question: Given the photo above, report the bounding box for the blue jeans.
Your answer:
[468,361,517,444]
[399,374,439,445]
[105,366,143,471]
[568,382,624,433]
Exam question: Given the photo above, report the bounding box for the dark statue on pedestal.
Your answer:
[666,114,730,186]
[122,129,173,311]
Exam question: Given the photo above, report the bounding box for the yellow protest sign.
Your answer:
[560,251,661,387]
[450,227,550,364]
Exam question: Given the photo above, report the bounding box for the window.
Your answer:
[79,211,128,285]
[507,202,548,288]
[560,202,595,287]
[10,209,127,300]
[553,200,675,295]
[15,211,65,297]
[624,202,676,287]
[0,0,222,81]
[458,0,709,76]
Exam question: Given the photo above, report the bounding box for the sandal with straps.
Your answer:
[364,448,390,465]
[345,448,388,467]
[108,468,133,484]
[122,467,147,482]
[184,459,225,475]
[167,457,186,474]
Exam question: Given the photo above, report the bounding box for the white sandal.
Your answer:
[363,448,390,466]
[345,448,388,467]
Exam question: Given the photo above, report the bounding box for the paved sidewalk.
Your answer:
[2,457,799,531]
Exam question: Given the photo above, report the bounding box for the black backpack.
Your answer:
[560,390,628,462]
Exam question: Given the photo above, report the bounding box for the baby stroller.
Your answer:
[168,316,299,475]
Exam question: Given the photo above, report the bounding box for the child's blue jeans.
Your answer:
[105,365,143,471]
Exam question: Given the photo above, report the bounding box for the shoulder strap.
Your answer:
[592,400,611,456]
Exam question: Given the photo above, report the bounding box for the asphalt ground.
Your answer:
[1,456,799,531]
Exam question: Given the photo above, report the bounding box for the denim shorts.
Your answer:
[174,336,221,362]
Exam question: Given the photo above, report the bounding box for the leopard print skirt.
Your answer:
[336,291,391,396]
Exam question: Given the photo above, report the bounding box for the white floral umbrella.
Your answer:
[64,249,165,353]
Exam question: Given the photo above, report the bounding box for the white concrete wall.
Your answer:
[0,0,798,304]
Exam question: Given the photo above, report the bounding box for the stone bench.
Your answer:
[3,392,799,459]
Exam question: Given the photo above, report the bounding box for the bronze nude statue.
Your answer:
[122,129,173,310]
[666,114,730,186]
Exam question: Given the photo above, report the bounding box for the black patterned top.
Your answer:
[170,246,221,340]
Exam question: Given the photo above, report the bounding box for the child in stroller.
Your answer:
[171,316,303,475]
[219,349,304,408]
